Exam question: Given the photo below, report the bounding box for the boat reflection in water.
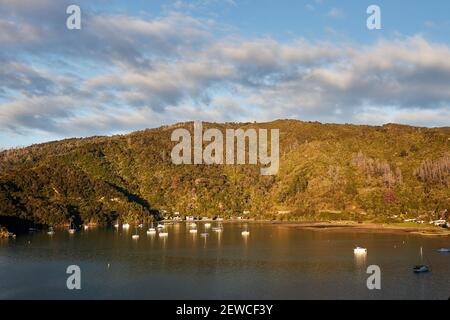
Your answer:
[354,247,367,269]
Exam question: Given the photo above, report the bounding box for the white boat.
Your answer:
[123,223,130,229]
[189,229,198,234]
[159,232,168,237]
[437,248,450,253]
[114,223,119,228]
[83,225,89,230]
[147,228,156,235]
[190,223,197,228]
[204,223,211,228]
[354,247,367,254]
[157,223,164,229]
[68,222,76,234]
[212,227,223,232]
[200,233,209,237]
[132,234,139,240]
[47,227,55,235]
[241,231,250,236]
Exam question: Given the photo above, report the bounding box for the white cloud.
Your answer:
[0,4,450,144]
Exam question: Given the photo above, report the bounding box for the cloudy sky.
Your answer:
[1,0,450,148]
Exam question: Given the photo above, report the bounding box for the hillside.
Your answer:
[0,120,449,229]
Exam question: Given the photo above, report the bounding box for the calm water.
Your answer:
[0,223,449,300]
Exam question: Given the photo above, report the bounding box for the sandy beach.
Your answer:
[268,221,450,237]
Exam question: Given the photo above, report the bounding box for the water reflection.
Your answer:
[354,252,367,269]
[1,223,450,299]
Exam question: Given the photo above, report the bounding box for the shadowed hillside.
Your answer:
[1,120,449,228]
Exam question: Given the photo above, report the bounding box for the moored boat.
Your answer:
[354,247,367,254]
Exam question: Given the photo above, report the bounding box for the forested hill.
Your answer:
[1,120,449,228]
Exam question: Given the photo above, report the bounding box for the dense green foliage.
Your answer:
[0,120,449,227]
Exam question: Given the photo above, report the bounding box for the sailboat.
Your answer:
[413,246,430,273]
[147,222,156,235]
[68,221,76,234]
[212,222,223,232]
[241,224,250,236]
[132,226,139,240]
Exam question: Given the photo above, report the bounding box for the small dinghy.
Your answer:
[200,233,209,237]
[189,229,198,234]
[147,228,156,235]
[159,232,168,237]
[241,231,250,236]
[132,234,140,240]
[122,223,130,229]
[437,248,450,253]
[47,227,55,235]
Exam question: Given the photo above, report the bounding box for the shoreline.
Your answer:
[178,219,450,237]
[265,220,450,237]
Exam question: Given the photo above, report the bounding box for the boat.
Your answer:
[413,247,430,273]
[437,248,450,253]
[122,223,130,229]
[200,233,209,237]
[204,223,211,228]
[114,221,120,228]
[132,234,139,240]
[83,225,89,230]
[157,223,164,229]
[189,223,197,228]
[189,229,198,234]
[68,222,76,234]
[354,247,367,254]
[158,232,168,237]
[413,265,430,273]
[147,223,157,235]
[212,227,223,232]
[47,227,55,235]
[241,231,250,236]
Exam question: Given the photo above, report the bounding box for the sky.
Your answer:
[1,0,450,148]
